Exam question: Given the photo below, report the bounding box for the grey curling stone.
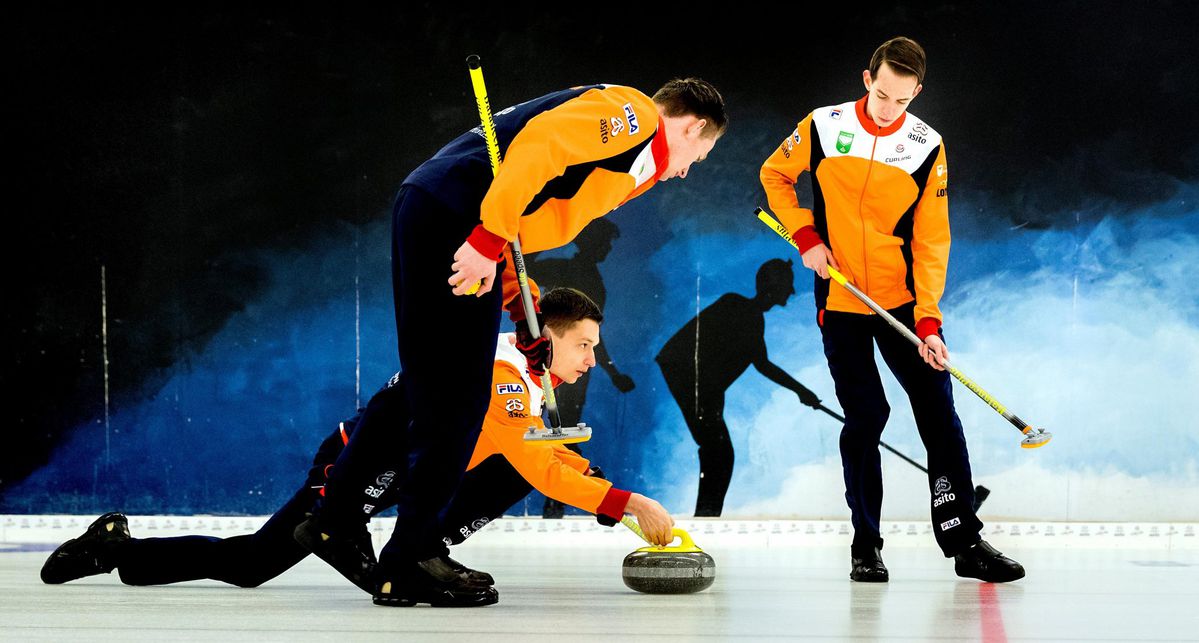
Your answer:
[622,528,715,594]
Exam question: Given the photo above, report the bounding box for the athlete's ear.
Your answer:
[862,69,872,91]
[911,84,923,100]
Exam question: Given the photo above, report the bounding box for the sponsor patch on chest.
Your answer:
[496,383,526,395]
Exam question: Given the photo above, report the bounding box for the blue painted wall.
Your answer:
[7,5,1198,520]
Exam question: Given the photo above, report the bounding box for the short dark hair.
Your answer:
[869,37,927,84]
[652,78,728,138]
[541,287,603,335]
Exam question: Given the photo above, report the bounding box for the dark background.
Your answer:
[6,3,1197,513]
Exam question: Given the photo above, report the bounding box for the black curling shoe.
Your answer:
[441,555,494,586]
[850,546,889,583]
[293,516,378,593]
[954,540,1026,583]
[373,557,499,607]
[40,512,130,584]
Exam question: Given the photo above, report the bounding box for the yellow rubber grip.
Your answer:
[757,208,848,286]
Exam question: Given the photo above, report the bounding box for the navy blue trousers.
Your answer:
[113,424,534,587]
[820,303,983,556]
[322,184,503,569]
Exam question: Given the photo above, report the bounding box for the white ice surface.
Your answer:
[3,516,1198,641]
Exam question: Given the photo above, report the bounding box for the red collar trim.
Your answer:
[649,116,669,182]
[530,373,565,389]
[855,95,906,137]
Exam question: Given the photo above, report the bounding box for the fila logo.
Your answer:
[830,108,843,120]
[496,383,526,395]
[623,102,639,135]
[940,517,961,531]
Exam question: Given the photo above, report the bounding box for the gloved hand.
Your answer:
[796,387,821,409]
[515,316,552,378]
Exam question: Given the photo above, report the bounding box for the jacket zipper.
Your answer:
[857,130,879,310]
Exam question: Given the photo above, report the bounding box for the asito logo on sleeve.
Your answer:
[780,128,800,158]
[610,116,625,137]
[496,383,526,396]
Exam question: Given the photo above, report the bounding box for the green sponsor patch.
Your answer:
[836,131,855,154]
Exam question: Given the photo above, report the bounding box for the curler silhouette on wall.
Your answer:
[656,259,823,517]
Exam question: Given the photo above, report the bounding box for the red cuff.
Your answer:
[596,487,632,521]
[794,225,824,254]
[915,317,941,340]
[465,224,507,260]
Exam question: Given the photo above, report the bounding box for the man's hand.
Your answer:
[919,334,950,371]
[515,318,552,377]
[625,493,674,546]
[610,372,636,393]
[800,243,840,280]
[796,387,821,409]
[448,242,498,296]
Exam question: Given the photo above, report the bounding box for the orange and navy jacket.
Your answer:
[760,97,950,338]
[463,334,630,520]
[403,85,669,321]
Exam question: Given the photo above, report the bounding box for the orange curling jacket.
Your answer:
[464,334,631,520]
[760,97,950,338]
[403,85,669,321]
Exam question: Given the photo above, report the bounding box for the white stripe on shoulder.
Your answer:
[494,333,543,417]
[810,101,868,161]
[627,140,657,189]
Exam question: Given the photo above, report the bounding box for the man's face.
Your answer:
[660,119,718,181]
[547,319,600,384]
[862,62,922,128]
